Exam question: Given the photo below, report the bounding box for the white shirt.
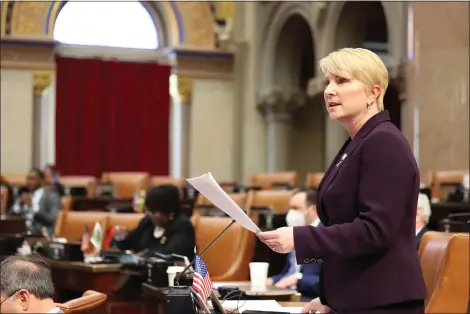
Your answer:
[12,188,45,228]
[312,218,321,227]
[416,227,423,236]
[48,307,63,313]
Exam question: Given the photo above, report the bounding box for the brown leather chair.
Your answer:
[425,233,469,313]
[56,290,107,313]
[195,216,256,281]
[60,196,73,212]
[305,172,324,190]
[195,192,251,213]
[55,211,110,242]
[430,170,468,200]
[107,213,145,232]
[59,176,97,197]
[1,186,7,215]
[250,171,299,189]
[248,189,293,214]
[419,231,454,300]
[149,176,184,195]
[2,173,26,187]
[102,172,149,198]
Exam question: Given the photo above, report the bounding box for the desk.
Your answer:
[73,197,133,212]
[429,202,470,230]
[141,283,166,314]
[214,281,296,302]
[48,260,145,314]
[0,216,26,235]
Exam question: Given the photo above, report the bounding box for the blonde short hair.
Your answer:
[319,48,389,111]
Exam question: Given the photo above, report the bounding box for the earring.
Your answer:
[366,103,371,110]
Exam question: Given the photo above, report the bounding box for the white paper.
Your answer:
[208,300,282,313]
[186,172,261,233]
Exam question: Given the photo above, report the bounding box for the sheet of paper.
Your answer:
[209,300,282,313]
[186,172,261,233]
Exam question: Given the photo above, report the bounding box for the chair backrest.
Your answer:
[195,192,250,209]
[1,186,7,215]
[305,172,324,190]
[101,172,149,198]
[195,216,256,281]
[149,176,184,195]
[55,211,110,241]
[107,213,145,232]
[249,189,293,214]
[425,234,469,313]
[419,231,454,298]
[250,172,298,189]
[59,176,97,197]
[56,290,107,313]
[430,170,468,200]
[1,173,26,187]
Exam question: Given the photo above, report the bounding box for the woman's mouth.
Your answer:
[328,102,341,108]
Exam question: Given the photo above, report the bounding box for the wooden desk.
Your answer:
[0,216,26,235]
[72,197,133,213]
[429,202,470,230]
[141,283,166,314]
[48,259,146,314]
[214,281,296,302]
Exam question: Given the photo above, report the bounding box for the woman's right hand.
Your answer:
[301,298,331,313]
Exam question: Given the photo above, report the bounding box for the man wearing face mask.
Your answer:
[115,185,195,260]
[266,189,321,300]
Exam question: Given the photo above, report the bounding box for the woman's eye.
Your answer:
[337,77,348,84]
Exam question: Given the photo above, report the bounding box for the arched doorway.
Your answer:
[334,1,402,129]
[273,14,324,180]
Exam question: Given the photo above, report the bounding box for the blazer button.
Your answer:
[310,258,317,263]
[304,258,310,264]
[317,259,323,264]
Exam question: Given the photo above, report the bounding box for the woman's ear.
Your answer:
[368,85,381,105]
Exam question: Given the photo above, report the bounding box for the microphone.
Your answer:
[165,219,236,314]
[174,218,236,285]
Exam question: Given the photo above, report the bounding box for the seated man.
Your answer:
[416,192,431,249]
[1,255,63,313]
[266,189,321,300]
[115,184,195,260]
[9,169,61,235]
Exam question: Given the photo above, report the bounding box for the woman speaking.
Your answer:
[257,48,426,314]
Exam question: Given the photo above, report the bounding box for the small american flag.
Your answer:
[191,254,213,302]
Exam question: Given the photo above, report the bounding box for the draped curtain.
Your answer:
[55,56,170,176]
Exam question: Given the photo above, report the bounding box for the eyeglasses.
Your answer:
[0,290,18,305]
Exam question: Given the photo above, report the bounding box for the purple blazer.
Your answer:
[293,112,427,311]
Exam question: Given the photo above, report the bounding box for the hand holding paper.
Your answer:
[186,173,261,233]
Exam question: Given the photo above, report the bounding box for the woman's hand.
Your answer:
[301,298,331,313]
[256,227,295,254]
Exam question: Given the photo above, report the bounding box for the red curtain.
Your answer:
[55,57,170,177]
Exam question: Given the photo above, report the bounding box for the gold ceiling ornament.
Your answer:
[33,70,53,95]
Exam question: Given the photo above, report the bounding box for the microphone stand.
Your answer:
[165,219,236,314]
[175,219,236,285]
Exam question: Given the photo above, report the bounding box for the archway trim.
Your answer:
[44,1,184,46]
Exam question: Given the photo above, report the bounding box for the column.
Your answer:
[258,87,307,171]
[169,75,192,178]
[32,70,52,168]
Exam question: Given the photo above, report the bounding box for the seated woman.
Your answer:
[115,184,195,260]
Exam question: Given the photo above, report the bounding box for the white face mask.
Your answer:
[286,209,305,227]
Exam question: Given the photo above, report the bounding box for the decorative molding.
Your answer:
[176,77,193,103]
[258,86,308,118]
[33,70,53,95]
[0,37,55,70]
[166,47,234,80]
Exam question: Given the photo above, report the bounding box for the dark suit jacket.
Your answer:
[416,226,429,250]
[273,223,323,299]
[10,188,61,235]
[293,112,427,311]
[116,213,195,261]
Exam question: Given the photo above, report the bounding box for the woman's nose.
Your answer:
[324,83,336,96]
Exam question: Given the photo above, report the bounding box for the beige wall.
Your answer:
[408,2,469,177]
[1,69,34,173]
[189,79,236,181]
